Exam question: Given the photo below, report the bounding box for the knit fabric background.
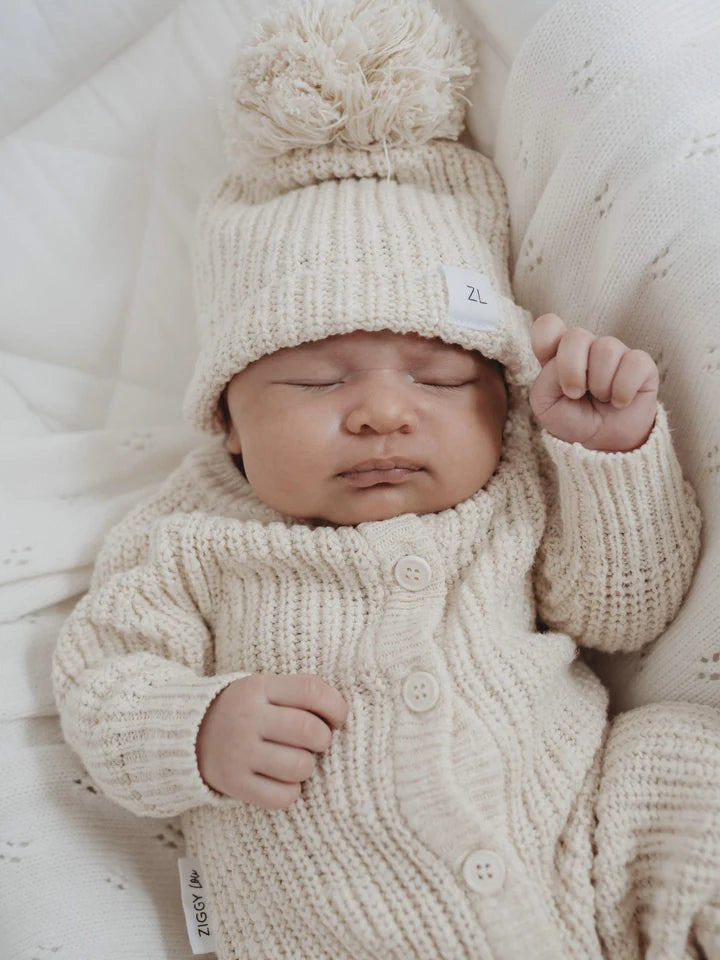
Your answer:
[494,0,720,712]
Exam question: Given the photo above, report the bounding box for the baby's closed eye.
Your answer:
[282,380,475,391]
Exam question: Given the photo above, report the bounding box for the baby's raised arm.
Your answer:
[527,314,701,653]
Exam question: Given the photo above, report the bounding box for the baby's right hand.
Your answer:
[195,673,348,810]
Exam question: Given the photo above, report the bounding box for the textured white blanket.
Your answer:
[495,0,720,713]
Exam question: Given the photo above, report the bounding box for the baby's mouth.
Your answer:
[338,466,423,487]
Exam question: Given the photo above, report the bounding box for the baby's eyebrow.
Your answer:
[305,341,466,364]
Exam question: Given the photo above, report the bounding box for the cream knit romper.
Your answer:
[53,391,720,960]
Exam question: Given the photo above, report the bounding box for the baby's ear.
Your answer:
[225,424,242,455]
[217,384,244,455]
[216,389,236,445]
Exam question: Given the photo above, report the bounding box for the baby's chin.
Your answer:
[296,487,455,528]
[308,502,417,528]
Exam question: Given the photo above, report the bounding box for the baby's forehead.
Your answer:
[275,330,476,363]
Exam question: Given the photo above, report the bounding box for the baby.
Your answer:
[196,311,660,802]
[52,1,720,958]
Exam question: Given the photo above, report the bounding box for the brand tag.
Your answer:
[442,265,499,332]
[178,857,217,956]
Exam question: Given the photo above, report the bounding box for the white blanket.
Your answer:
[0,1,556,955]
[495,0,720,715]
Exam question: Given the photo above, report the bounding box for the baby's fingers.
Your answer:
[243,774,302,811]
[587,336,630,402]
[531,313,567,367]
[250,739,317,784]
[609,349,660,408]
[260,705,333,753]
[267,672,348,730]
[555,326,596,398]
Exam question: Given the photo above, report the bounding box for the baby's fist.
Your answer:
[528,313,659,452]
[196,673,347,810]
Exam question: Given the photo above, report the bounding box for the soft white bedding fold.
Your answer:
[495,0,720,712]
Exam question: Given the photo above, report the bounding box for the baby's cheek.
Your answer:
[264,412,333,479]
[444,405,503,481]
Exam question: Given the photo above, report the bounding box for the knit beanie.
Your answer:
[182,0,539,437]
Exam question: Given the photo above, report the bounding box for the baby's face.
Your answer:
[223,330,508,526]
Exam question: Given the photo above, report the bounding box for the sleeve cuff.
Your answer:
[109,668,252,816]
[540,402,666,475]
[534,401,702,651]
[538,403,698,541]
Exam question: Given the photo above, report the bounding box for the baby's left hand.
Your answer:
[529,313,659,452]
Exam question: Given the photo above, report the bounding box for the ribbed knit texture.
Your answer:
[183,140,540,437]
[52,392,720,959]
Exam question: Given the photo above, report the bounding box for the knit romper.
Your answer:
[53,395,720,960]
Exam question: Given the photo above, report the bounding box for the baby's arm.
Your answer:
[528,314,701,653]
[52,509,251,819]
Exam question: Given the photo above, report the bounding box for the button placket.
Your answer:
[394,552,440,711]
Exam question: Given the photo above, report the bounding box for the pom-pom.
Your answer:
[222,0,477,162]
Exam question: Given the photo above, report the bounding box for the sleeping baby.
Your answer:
[52,0,720,958]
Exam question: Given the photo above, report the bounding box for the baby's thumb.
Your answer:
[531,313,566,367]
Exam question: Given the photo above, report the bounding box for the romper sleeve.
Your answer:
[52,507,250,819]
[531,401,702,653]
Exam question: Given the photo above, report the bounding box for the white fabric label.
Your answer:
[178,857,217,956]
[442,265,499,332]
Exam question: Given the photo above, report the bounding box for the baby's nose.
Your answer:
[344,372,419,435]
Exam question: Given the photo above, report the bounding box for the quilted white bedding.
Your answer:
[3,0,718,957]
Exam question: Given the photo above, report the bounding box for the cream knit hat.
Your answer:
[182,0,539,436]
